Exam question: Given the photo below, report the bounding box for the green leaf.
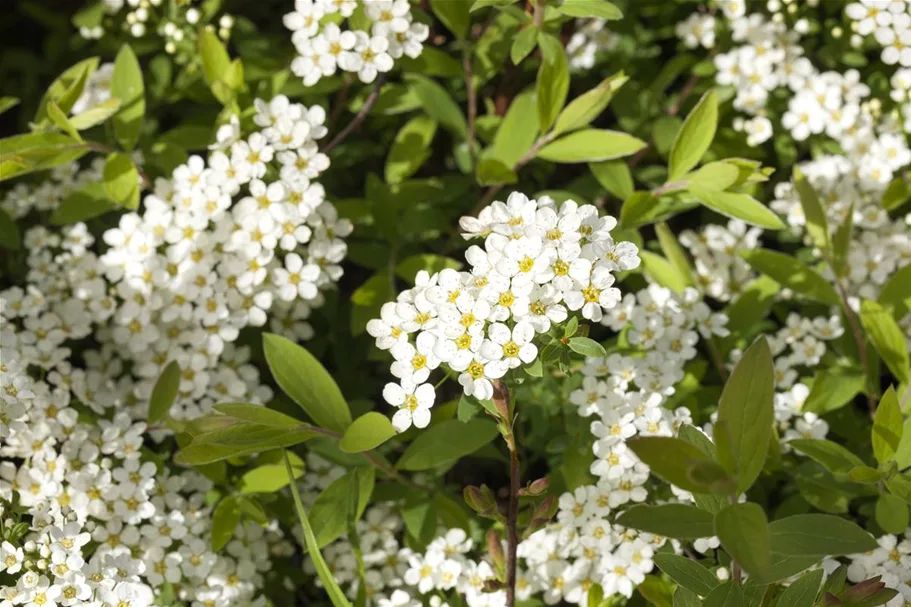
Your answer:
[768,514,877,557]
[637,575,675,607]
[674,587,702,607]
[0,97,20,115]
[350,273,394,335]
[886,473,911,504]
[567,336,607,358]
[878,263,911,320]
[310,467,374,547]
[740,249,840,306]
[148,361,180,423]
[556,0,622,19]
[405,74,468,139]
[831,205,854,275]
[110,44,145,150]
[654,554,718,597]
[430,0,471,39]
[510,26,538,65]
[0,209,21,250]
[0,132,89,182]
[175,424,318,465]
[860,300,911,385]
[875,493,909,534]
[46,101,83,142]
[283,452,352,607]
[687,184,785,230]
[793,168,828,250]
[385,115,437,184]
[396,419,498,470]
[723,275,779,338]
[848,465,883,484]
[102,153,140,211]
[617,504,714,539]
[200,29,232,97]
[590,159,633,200]
[881,176,911,210]
[776,569,823,607]
[211,496,241,551]
[715,502,772,581]
[536,33,570,133]
[537,129,646,163]
[895,417,911,469]
[476,158,518,186]
[703,582,743,607]
[553,72,627,136]
[640,251,688,294]
[340,412,397,453]
[69,98,123,130]
[668,90,718,181]
[655,223,695,289]
[36,58,99,121]
[872,386,903,464]
[262,333,352,432]
[687,161,740,190]
[787,439,864,474]
[715,337,775,493]
[802,368,865,414]
[212,402,305,427]
[240,458,305,493]
[492,88,538,167]
[626,436,732,493]
[470,0,516,11]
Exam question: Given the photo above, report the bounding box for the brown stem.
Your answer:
[327,74,354,133]
[532,0,546,28]
[322,73,387,154]
[506,446,520,607]
[468,133,555,219]
[463,48,478,158]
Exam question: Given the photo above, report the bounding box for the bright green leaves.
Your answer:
[148,361,180,423]
[687,184,786,230]
[653,554,718,597]
[793,168,828,250]
[626,436,731,494]
[0,132,89,183]
[875,493,909,534]
[47,101,83,142]
[36,57,98,122]
[429,0,471,40]
[175,422,318,465]
[715,502,772,581]
[199,29,244,106]
[110,44,145,151]
[860,299,911,384]
[872,387,903,464]
[69,99,122,131]
[715,337,775,494]
[239,454,305,494]
[211,496,242,550]
[552,72,628,136]
[536,33,569,133]
[668,90,717,181]
[776,569,823,607]
[396,419,498,471]
[102,153,141,211]
[405,74,468,139]
[50,183,118,225]
[566,336,606,358]
[768,514,877,557]
[740,249,840,306]
[340,412,397,453]
[283,451,352,607]
[536,129,646,163]
[556,0,622,19]
[310,467,375,548]
[386,115,437,184]
[262,333,352,433]
[511,27,538,65]
[788,439,864,474]
[490,88,538,167]
[616,504,714,539]
[0,97,20,115]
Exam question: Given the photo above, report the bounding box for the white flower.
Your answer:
[384,381,435,432]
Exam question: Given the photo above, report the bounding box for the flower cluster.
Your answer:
[846,0,911,67]
[80,0,234,62]
[368,193,640,432]
[0,329,282,606]
[678,220,762,302]
[566,19,618,70]
[284,0,429,85]
[844,531,911,604]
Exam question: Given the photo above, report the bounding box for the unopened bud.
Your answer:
[491,380,510,420]
[519,477,549,497]
[486,530,506,581]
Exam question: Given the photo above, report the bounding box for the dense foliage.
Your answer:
[1,1,910,607]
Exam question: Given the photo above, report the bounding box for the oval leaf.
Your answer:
[340,412,397,453]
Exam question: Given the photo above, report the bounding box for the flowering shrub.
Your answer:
[1,1,910,607]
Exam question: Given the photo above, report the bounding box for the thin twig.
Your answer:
[323,74,387,154]
[463,48,478,158]
[468,133,555,219]
[506,447,520,607]
[327,74,355,133]
[532,0,546,28]
[834,279,878,415]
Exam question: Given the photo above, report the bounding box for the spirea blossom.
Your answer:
[368,193,640,432]
[284,0,429,85]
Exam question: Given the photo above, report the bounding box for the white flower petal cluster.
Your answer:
[678,219,763,302]
[81,0,234,58]
[566,19,618,70]
[368,193,640,433]
[284,0,429,85]
[0,324,283,606]
[844,531,911,605]
[846,0,911,67]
